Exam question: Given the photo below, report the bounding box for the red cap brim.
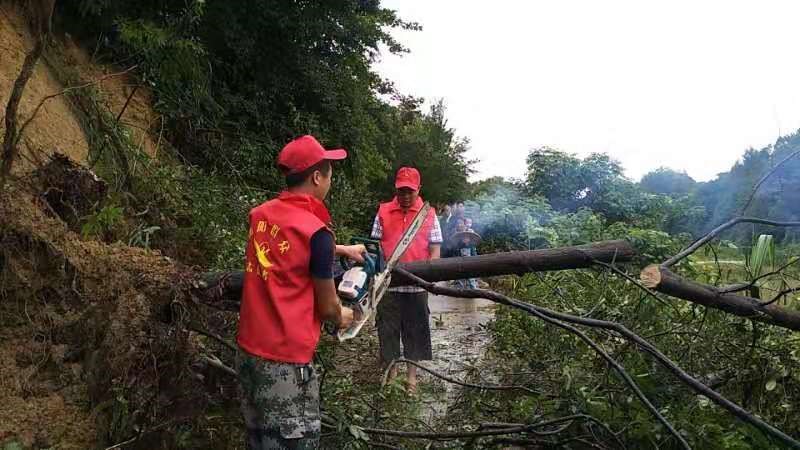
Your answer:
[395,181,419,191]
[323,149,347,160]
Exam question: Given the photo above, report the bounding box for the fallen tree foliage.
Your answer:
[0,176,218,447]
[4,153,800,448]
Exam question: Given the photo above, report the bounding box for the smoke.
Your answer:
[457,183,556,251]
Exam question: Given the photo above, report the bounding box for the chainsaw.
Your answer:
[334,202,431,341]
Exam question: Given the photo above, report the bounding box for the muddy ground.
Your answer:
[323,288,498,442]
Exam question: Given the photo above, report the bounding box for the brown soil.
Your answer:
[0,339,94,449]
[0,7,220,449]
[0,4,88,171]
[0,2,161,179]
[61,36,162,158]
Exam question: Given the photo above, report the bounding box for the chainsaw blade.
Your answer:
[337,203,430,341]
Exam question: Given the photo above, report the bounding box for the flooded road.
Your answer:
[420,285,497,420]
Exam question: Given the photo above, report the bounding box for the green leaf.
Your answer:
[748,234,774,279]
[348,425,369,441]
[765,379,777,391]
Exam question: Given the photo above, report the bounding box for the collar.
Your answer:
[277,191,332,224]
[389,195,424,213]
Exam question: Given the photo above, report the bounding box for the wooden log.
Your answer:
[392,239,636,286]
[640,265,800,332]
[198,240,637,310]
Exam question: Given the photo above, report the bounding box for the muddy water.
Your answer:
[419,285,497,421]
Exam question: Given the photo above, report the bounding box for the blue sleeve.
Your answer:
[310,229,334,279]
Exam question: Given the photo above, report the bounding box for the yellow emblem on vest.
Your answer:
[254,240,273,270]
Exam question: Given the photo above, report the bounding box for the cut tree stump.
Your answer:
[640,264,800,331]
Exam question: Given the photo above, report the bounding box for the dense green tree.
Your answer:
[62,0,472,233]
[469,176,518,198]
[382,100,473,205]
[640,167,696,196]
[525,146,584,210]
[525,147,624,214]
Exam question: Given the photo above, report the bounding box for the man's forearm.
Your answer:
[313,277,343,324]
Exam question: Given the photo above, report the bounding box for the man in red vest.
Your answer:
[237,135,365,449]
[371,167,442,393]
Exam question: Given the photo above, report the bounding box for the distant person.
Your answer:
[439,204,453,239]
[444,201,465,257]
[463,218,479,288]
[371,167,442,393]
[453,218,478,289]
[455,201,465,215]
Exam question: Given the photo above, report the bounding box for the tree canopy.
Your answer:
[62,0,472,231]
[640,167,696,196]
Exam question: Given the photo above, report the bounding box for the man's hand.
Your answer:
[339,306,356,329]
[336,244,367,263]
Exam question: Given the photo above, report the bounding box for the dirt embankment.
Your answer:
[60,36,163,158]
[0,2,161,175]
[1,5,204,448]
[0,4,88,170]
[0,160,208,449]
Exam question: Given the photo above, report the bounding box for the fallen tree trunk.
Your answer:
[198,240,637,310]
[394,239,635,285]
[641,264,800,331]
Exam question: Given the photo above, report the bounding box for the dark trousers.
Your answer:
[376,291,433,363]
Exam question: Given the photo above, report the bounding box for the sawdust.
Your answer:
[0,3,88,171]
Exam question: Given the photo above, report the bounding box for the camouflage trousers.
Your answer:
[236,350,321,449]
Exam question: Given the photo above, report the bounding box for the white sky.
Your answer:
[375,0,800,182]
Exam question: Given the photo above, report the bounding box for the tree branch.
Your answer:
[200,355,237,377]
[395,268,800,449]
[0,33,45,193]
[740,148,800,215]
[591,259,677,312]
[394,269,690,449]
[187,324,237,353]
[197,240,637,308]
[662,217,800,268]
[381,358,540,396]
[361,414,605,440]
[718,257,800,294]
[15,65,139,148]
[764,287,800,307]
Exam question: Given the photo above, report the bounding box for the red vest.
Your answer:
[377,197,436,263]
[237,191,331,364]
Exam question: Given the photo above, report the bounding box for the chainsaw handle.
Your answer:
[339,252,376,275]
[346,238,384,271]
[339,255,354,272]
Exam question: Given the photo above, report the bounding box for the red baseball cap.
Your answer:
[395,167,421,191]
[277,135,347,175]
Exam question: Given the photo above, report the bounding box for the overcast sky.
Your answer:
[375,0,800,182]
